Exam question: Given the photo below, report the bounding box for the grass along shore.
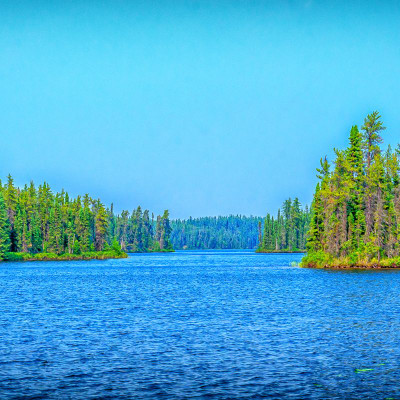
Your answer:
[0,248,175,262]
[256,249,306,254]
[300,251,400,269]
[1,250,128,262]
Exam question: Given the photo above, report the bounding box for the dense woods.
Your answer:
[257,198,310,252]
[111,208,173,253]
[12,113,399,266]
[171,216,263,249]
[0,176,173,261]
[302,112,400,268]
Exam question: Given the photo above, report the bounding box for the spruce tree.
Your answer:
[0,175,170,257]
[259,199,311,252]
[0,192,10,259]
[160,210,173,250]
[95,201,108,251]
[303,112,400,266]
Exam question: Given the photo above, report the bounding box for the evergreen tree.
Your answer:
[258,198,311,252]
[170,215,263,250]
[303,112,400,267]
[95,201,108,251]
[158,210,172,250]
[0,192,10,259]
[0,175,170,258]
[30,211,42,253]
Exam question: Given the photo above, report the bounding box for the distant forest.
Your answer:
[171,199,311,251]
[0,175,312,259]
[171,215,263,250]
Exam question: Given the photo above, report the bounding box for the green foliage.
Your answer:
[114,206,172,252]
[94,201,108,251]
[73,240,81,255]
[2,250,128,262]
[154,210,173,251]
[171,215,263,250]
[152,240,161,252]
[361,111,386,168]
[111,238,122,255]
[303,111,400,267]
[0,176,173,261]
[0,192,11,259]
[300,251,332,268]
[3,252,30,261]
[258,198,311,252]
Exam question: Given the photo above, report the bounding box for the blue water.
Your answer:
[0,250,399,399]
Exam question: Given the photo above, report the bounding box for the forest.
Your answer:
[12,111,400,266]
[257,198,310,252]
[170,215,263,250]
[302,111,400,268]
[113,208,173,253]
[0,176,173,261]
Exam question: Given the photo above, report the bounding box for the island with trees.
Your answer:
[257,198,310,253]
[0,176,173,262]
[301,111,400,268]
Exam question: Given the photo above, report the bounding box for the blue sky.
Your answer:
[1,0,399,218]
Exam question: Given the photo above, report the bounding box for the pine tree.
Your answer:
[0,175,170,257]
[5,174,18,225]
[362,111,386,169]
[95,201,108,251]
[306,184,324,253]
[142,209,153,250]
[362,111,386,236]
[303,112,400,267]
[160,210,172,250]
[0,192,10,259]
[259,199,311,252]
[30,211,42,253]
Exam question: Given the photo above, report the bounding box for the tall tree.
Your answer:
[362,111,386,236]
[95,201,108,251]
[303,112,400,266]
[0,175,171,257]
[259,198,311,252]
[0,192,11,259]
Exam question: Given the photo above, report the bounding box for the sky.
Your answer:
[1,0,399,218]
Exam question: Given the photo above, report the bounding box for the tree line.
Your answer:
[170,215,263,249]
[111,207,173,253]
[0,176,173,260]
[258,198,311,252]
[303,111,400,267]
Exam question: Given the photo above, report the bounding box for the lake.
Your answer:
[0,250,399,399]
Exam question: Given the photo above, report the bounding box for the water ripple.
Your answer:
[0,250,399,399]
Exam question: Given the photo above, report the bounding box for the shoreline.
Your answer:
[127,249,175,254]
[302,263,400,270]
[1,249,176,262]
[1,250,128,262]
[256,250,306,254]
[300,253,400,269]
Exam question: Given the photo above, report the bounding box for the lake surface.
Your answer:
[0,250,399,399]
